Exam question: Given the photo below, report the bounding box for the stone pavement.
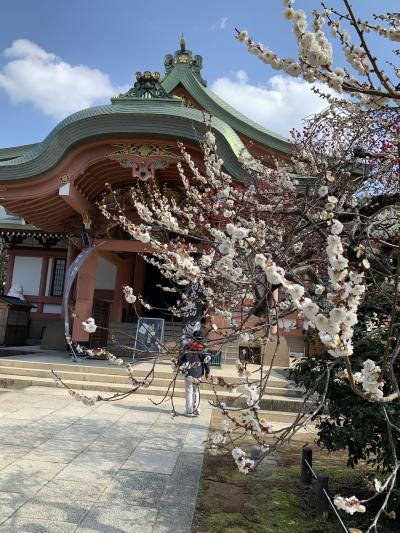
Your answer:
[0,386,212,532]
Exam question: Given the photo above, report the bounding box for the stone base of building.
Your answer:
[40,319,68,351]
[264,335,290,367]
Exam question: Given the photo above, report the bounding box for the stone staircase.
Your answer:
[0,358,306,412]
[222,341,241,364]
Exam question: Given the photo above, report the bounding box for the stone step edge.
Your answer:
[0,360,289,383]
[0,372,298,398]
[0,374,304,403]
[0,367,298,395]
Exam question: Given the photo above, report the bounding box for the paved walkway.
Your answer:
[0,386,212,532]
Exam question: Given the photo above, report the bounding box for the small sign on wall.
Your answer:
[133,317,165,359]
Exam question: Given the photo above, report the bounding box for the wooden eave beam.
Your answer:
[59,182,91,216]
[94,239,153,253]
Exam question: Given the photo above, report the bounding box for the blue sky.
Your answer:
[0,0,396,147]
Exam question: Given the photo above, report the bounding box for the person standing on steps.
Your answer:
[179,331,210,417]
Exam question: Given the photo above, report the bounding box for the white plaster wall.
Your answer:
[278,319,297,330]
[95,256,117,290]
[43,304,62,314]
[12,256,43,295]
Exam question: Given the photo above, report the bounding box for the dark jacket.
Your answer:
[179,350,210,379]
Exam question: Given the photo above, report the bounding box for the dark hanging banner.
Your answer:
[63,245,97,343]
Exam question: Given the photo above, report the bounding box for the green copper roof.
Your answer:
[0,143,39,162]
[0,100,255,182]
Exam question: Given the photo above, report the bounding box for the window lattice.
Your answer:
[51,258,66,297]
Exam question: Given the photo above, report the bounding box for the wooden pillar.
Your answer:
[66,240,79,270]
[4,253,15,294]
[133,254,146,317]
[71,250,97,342]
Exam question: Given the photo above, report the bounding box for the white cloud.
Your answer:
[211,70,332,138]
[0,39,126,121]
[220,17,228,30]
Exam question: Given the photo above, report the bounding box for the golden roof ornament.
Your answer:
[105,143,180,182]
[112,71,171,101]
[180,34,186,52]
[163,37,207,87]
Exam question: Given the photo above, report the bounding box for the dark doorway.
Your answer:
[143,263,180,320]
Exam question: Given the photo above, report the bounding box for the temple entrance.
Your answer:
[143,263,180,320]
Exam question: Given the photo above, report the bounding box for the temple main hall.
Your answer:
[0,39,304,359]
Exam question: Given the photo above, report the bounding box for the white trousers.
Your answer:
[184,377,200,414]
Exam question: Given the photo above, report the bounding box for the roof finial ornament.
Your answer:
[163,37,207,87]
[111,71,173,101]
[180,34,186,52]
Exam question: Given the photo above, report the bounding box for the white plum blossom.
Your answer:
[327,235,343,255]
[343,311,358,327]
[314,313,329,331]
[331,219,343,235]
[374,478,384,493]
[218,240,233,256]
[254,254,267,268]
[301,298,319,319]
[237,0,399,120]
[123,285,136,304]
[329,307,346,323]
[330,255,349,271]
[82,395,97,406]
[359,359,384,399]
[240,384,259,406]
[68,389,98,406]
[201,252,215,267]
[264,264,285,285]
[362,258,371,269]
[318,185,329,197]
[232,447,255,474]
[334,495,366,515]
[315,285,325,295]
[108,354,124,366]
[82,317,97,333]
[285,283,305,300]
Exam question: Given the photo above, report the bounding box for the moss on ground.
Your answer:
[192,411,399,533]
[194,452,340,533]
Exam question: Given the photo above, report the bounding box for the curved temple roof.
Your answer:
[0,39,290,184]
